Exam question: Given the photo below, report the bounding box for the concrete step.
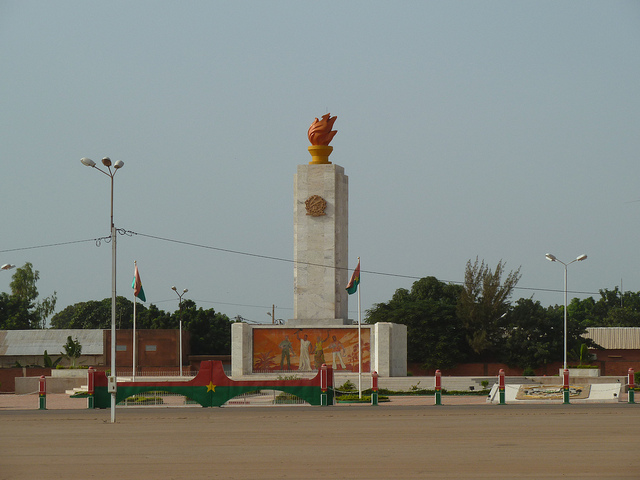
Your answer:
[65,385,88,395]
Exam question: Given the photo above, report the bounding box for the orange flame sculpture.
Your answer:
[308,114,337,146]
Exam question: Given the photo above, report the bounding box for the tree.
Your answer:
[51,296,167,329]
[8,262,57,328]
[62,336,82,367]
[183,304,233,355]
[570,288,640,327]
[366,276,466,369]
[51,299,115,329]
[43,350,62,368]
[0,292,37,329]
[500,299,563,369]
[457,258,521,358]
[50,297,233,356]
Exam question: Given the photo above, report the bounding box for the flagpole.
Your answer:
[357,257,362,399]
[132,261,137,381]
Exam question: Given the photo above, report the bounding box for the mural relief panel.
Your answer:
[253,328,370,373]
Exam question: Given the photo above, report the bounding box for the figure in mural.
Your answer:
[312,332,330,369]
[296,330,313,371]
[328,335,347,370]
[279,336,295,370]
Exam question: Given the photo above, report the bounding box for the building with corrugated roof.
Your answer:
[584,327,640,376]
[0,329,103,368]
[0,329,189,369]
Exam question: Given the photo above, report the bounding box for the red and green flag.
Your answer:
[346,260,360,295]
[132,263,146,302]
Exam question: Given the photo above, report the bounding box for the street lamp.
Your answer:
[171,286,188,376]
[81,156,124,423]
[545,253,588,370]
[1,264,16,271]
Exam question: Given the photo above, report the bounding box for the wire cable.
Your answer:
[0,229,601,297]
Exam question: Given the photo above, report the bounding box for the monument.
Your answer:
[292,114,349,325]
[231,114,406,378]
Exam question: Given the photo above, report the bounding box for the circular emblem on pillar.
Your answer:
[305,195,327,216]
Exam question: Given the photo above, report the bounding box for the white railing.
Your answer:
[116,369,197,378]
[224,390,308,406]
[119,391,200,407]
[118,389,308,407]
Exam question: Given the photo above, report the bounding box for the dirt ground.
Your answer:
[1,394,639,479]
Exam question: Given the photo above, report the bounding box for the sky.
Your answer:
[1,1,639,326]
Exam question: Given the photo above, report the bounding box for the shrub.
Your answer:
[337,380,357,392]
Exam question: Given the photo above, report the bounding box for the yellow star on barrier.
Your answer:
[206,382,216,392]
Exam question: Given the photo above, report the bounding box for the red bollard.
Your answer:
[435,369,442,405]
[499,369,506,405]
[88,367,95,409]
[628,368,635,405]
[320,364,329,406]
[371,371,379,406]
[563,369,570,405]
[38,375,46,410]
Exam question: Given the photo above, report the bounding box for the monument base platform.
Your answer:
[231,322,406,378]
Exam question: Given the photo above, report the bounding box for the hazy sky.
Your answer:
[1,1,639,325]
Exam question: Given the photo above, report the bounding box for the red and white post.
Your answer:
[320,364,329,406]
[38,375,46,410]
[435,370,442,405]
[371,371,379,406]
[88,367,95,409]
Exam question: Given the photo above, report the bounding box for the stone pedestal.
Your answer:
[292,163,349,326]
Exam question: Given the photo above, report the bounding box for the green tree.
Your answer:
[500,299,563,369]
[62,336,82,367]
[50,297,232,356]
[43,350,62,368]
[0,292,37,329]
[137,303,174,330]
[6,262,57,328]
[182,303,233,355]
[366,276,465,369]
[51,297,158,329]
[457,258,521,358]
[566,288,640,328]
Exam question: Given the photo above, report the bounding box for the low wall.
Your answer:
[411,361,640,378]
[0,367,51,393]
[410,363,564,377]
[15,376,86,394]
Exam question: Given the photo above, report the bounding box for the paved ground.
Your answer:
[1,394,639,479]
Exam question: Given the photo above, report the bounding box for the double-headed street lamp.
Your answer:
[545,253,588,371]
[172,286,188,376]
[81,156,124,423]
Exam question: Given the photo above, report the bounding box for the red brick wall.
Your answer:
[104,329,190,368]
[0,367,51,393]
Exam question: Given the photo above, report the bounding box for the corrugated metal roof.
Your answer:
[0,329,103,356]
[584,327,640,350]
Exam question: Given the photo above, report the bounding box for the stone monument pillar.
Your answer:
[290,114,349,326]
[231,113,406,378]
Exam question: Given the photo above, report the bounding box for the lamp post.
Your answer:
[171,286,188,376]
[81,156,124,423]
[1,264,16,271]
[545,253,587,370]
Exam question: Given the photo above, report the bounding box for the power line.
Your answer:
[0,229,601,297]
[0,237,106,253]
